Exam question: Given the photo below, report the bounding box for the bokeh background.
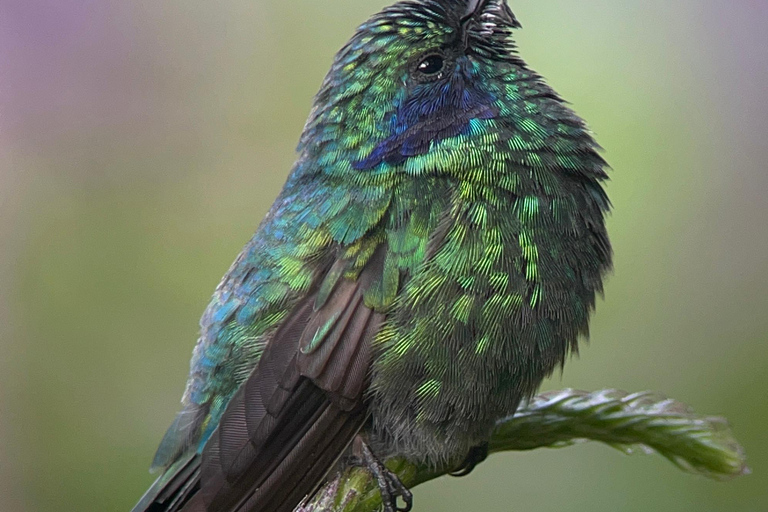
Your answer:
[2,1,767,511]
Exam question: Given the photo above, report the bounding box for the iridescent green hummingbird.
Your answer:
[133,0,611,511]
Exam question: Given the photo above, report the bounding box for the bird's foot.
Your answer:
[360,441,413,512]
[450,442,489,477]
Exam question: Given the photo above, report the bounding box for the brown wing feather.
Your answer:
[165,253,386,512]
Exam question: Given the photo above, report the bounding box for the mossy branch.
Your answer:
[299,389,748,512]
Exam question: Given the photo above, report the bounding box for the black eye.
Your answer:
[416,54,445,77]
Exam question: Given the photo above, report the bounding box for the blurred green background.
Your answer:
[2,1,767,511]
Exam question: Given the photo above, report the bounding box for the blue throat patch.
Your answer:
[353,68,497,171]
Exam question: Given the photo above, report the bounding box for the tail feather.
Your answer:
[132,452,201,512]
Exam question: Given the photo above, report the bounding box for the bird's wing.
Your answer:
[135,250,386,512]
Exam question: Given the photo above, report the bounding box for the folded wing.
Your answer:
[136,251,386,512]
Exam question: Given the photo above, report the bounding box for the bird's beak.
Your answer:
[462,0,521,31]
[462,0,489,24]
[460,0,491,50]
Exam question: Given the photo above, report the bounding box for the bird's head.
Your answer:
[294,0,606,197]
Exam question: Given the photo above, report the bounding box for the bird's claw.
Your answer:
[450,442,489,477]
[360,441,413,512]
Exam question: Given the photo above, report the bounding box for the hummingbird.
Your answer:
[133,0,611,511]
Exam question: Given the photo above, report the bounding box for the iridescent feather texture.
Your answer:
[133,1,611,511]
